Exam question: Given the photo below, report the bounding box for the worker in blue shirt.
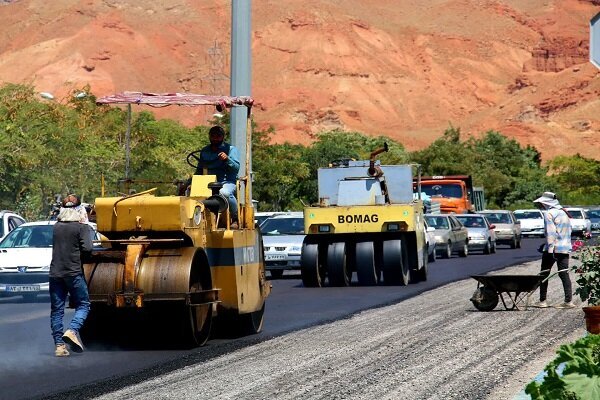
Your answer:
[195,126,240,228]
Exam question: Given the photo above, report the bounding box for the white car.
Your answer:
[514,209,545,238]
[260,212,305,279]
[0,210,26,242]
[565,207,592,238]
[0,220,99,300]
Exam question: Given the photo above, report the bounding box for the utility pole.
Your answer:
[230,0,252,183]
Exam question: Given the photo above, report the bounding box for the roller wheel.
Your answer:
[327,242,350,287]
[184,280,213,347]
[442,242,452,259]
[269,270,284,279]
[470,286,499,311]
[459,242,468,257]
[356,241,380,286]
[301,243,325,287]
[238,304,265,335]
[382,240,409,286]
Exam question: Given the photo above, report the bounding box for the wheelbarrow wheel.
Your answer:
[470,286,499,311]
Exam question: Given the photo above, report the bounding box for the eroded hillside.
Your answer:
[0,0,598,160]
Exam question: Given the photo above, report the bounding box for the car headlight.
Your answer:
[40,265,50,271]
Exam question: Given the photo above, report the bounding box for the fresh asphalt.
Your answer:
[0,238,545,400]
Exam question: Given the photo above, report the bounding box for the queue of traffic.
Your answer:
[257,206,599,281]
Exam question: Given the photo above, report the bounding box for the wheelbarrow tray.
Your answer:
[470,274,545,311]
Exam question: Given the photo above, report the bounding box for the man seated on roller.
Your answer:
[195,125,240,229]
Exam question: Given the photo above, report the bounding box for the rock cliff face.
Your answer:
[0,0,598,160]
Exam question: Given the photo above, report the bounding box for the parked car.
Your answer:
[565,207,592,238]
[514,209,545,238]
[455,214,497,255]
[424,214,469,258]
[424,219,436,262]
[0,210,26,242]
[480,210,522,248]
[587,207,600,234]
[260,212,305,279]
[0,220,100,300]
[255,211,289,228]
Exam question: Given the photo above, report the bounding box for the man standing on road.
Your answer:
[194,125,240,228]
[533,191,574,309]
[49,194,93,356]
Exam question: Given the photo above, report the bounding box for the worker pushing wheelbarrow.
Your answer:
[470,269,568,311]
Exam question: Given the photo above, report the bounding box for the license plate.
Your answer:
[6,285,40,292]
[265,254,286,261]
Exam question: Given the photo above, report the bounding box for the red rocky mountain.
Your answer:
[0,0,598,160]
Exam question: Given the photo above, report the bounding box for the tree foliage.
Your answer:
[0,83,597,220]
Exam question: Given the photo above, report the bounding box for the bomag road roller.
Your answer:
[82,92,270,347]
[300,144,428,287]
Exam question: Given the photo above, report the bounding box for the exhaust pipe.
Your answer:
[368,142,389,177]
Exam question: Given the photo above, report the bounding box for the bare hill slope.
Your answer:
[1,0,598,160]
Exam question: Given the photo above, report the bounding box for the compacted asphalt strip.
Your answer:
[68,260,585,400]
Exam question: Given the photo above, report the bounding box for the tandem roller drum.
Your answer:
[84,246,216,347]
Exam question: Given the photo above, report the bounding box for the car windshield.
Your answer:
[587,209,600,218]
[514,211,542,220]
[482,213,511,224]
[0,225,53,248]
[456,216,486,228]
[425,216,449,230]
[567,210,584,219]
[260,217,304,235]
[420,184,463,198]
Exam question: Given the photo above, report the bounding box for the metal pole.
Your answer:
[231,0,252,187]
[125,104,131,192]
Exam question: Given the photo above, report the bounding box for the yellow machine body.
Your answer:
[300,160,429,287]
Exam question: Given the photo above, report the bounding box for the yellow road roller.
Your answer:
[301,144,428,287]
[83,93,270,347]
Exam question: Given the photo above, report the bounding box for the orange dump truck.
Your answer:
[415,175,485,214]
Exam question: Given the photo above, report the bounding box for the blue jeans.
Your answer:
[220,182,238,222]
[50,275,90,345]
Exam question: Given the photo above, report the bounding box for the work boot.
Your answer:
[55,344,70,357]
[62,329,84,353]
[555,301,576,309]
[533,300,548,308]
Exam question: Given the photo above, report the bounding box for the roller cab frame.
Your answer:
[301,151,428,287]
[83,92,270,347]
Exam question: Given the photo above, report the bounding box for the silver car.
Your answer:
[455,214,497,255]
[424,214,469,258]
[260,212,305,279]
[480,210,522,248]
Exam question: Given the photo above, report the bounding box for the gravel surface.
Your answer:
[93,261,585,400]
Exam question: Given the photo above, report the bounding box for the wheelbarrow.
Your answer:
[470,269,568,311]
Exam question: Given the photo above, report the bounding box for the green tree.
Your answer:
[548,154,600,205]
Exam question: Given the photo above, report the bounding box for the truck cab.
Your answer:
[415,175,484,214]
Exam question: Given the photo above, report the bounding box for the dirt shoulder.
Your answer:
[94,261,585,400]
